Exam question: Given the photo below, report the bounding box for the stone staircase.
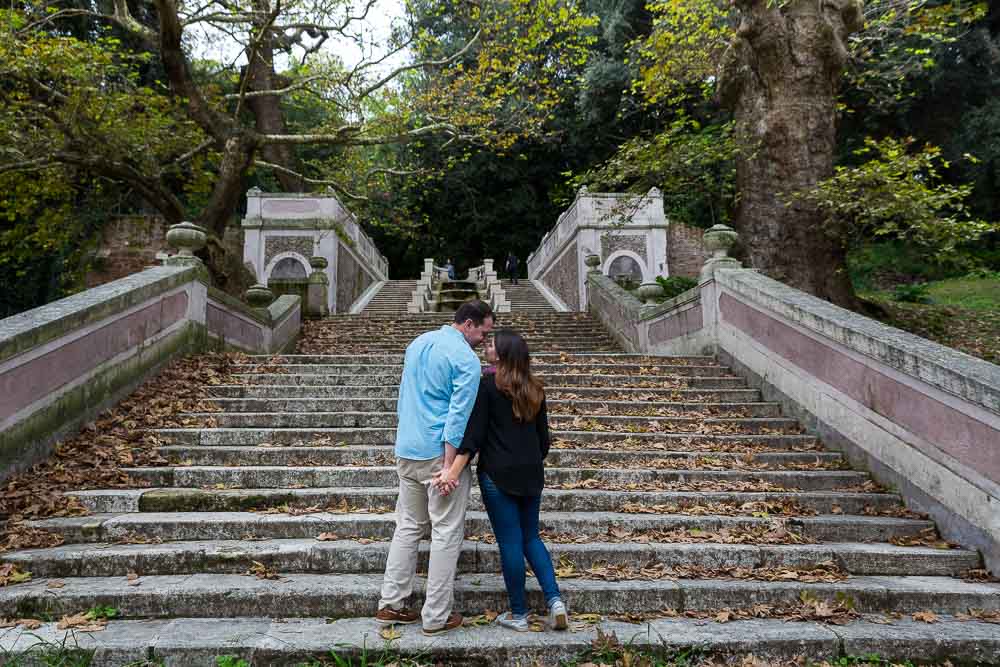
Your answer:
[501,279,557,312]
[360,279,418,315]
[2,312,998,665]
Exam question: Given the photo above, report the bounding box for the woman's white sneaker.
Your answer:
[497,611,530,632]
[548,599,569,630]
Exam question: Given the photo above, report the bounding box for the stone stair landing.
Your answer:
[0,312,998,665]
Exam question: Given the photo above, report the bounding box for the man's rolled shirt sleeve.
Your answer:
[442,352,482,447]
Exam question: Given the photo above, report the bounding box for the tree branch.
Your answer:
[254,160,369,200]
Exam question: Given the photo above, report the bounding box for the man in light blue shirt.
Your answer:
[377,300,494,635]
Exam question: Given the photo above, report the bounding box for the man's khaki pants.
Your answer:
[378,456,472,629]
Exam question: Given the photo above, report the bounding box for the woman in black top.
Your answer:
[434,329,567,632]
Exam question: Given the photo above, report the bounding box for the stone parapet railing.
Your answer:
[586,273,707,355]
[586,229,1000,571]
[527,188,668,311]
[0,232,302,482]
[205,287,300,354]
[242,190,388,313]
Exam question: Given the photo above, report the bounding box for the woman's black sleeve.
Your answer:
[536,397,550,459]
[457,378,489,459]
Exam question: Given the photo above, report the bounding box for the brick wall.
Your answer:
[667,223,708,278]
[85,216,169,288]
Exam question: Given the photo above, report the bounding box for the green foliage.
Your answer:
[296,643,432,666]
[84,605,118,621]
[215,657,250,667]
[891,282,932,303]
[0,632,95,666]
[793,136,999,259]
[570,115,736,227]
[656,275,698,299]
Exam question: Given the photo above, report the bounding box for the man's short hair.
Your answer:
[454,300,494,326]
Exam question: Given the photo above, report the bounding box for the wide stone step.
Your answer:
[230,363,733,377]
[121,465,868,491]
[29,510,934,543]
[227,373,748,388]
[155,444,843,468]
[2,616,997,667]
[205,385,764,403]
[245,354,720,365]
[2,572,997,620]
[204,397,781,417]
[5,538,978,578]
[71,484,885,515]
[152,426,820,449]
[187,411,801,434]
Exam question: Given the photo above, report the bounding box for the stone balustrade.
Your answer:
[242,189,389,313]
[586,225,1000,571]
[0,223,301,482]
[527,187,668,311]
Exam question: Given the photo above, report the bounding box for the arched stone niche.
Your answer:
[603,250,648,283]
[266,253,311,282]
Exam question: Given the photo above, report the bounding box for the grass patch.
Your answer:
[860,276,1000,364]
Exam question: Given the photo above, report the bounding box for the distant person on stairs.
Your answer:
[433,329,569,632]
[375,300,495,636]
[505,252,519,285]
[445,258,456,280]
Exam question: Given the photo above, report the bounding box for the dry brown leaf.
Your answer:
[379,627,402,640]
[46,580,65,589]
[912,610,939,623]
[57,613,107,632]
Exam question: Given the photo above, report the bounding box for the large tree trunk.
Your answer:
[243,0,304,192]
[718,0,862,308]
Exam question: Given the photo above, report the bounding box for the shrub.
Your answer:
[656,275,698,299]
[891,282,932,304]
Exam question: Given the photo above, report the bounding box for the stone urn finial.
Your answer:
[244,284,274,308]
[703,224,738,259]
[309,256,329,271]
[637,281,664,305]
[247,186,262,196]
[166,222,207,258]
[700,224,742,282]
[584,254,601,273]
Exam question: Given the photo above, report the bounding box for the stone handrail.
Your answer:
[526,188,667,311]
[0,223,302,482]
[586,225,1000,571]
[244,190,388,281]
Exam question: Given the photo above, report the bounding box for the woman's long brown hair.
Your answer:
[493,329,545,421]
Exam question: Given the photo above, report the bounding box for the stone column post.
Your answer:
[306,256,330,318]
[699,224,742,351]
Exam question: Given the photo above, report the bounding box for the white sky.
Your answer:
[189,0,408,74]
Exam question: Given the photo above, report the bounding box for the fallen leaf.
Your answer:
[126,572,141,586]
[57,613,106,632]
[316,533,339,541]
[913,610,939,623]
[379,627,402,640]
[47,580,66,589]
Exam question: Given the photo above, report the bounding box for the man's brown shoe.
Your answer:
[422,612,463,636]
[375,606,419,625]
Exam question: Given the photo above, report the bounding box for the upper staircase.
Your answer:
[0,312,997,664]
[502,279,557,312]
[359,279,417,316]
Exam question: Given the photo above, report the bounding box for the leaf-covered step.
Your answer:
[1,573,996,620]
[68,485,897,515]
[4,538,980,578]
[27,510,938,544]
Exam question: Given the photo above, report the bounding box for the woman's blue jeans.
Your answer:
[478,472,561,616]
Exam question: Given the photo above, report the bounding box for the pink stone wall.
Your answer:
[648,304,703,346]
[206,302,265,350]
[719,293,1000,484]
[1,292,187,421]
